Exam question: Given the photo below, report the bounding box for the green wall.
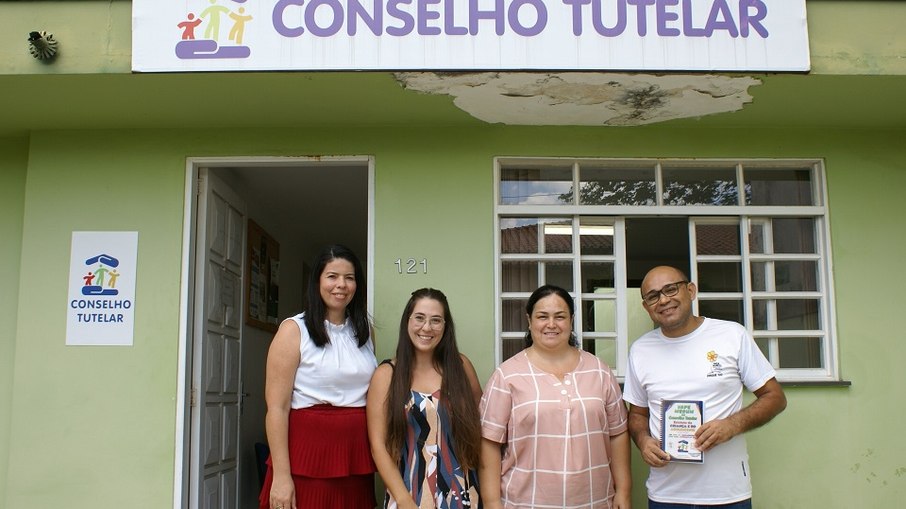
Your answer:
[0,137,28,508]
[5,132,187,508]
[5,125,905,508]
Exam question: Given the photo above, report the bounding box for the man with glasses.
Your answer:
[623,266,787,509]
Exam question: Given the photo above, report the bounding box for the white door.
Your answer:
[190,169,246,509]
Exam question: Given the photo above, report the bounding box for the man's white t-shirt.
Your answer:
[623,318,776,505]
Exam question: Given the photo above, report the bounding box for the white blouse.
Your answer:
[287,313,377,409]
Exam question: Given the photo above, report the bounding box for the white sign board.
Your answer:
[132,0,810,72]
[66,232,139,346]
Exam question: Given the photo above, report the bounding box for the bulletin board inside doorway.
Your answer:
[246,219,279,333]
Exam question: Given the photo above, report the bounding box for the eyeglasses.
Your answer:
[642,281,689,306]
[410,314,445,329]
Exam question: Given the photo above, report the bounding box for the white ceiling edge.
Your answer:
[394,72,762,126]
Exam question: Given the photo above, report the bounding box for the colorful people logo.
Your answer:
[200,0,231,40]
[228,7,253,44]
[177,13,202,40]
[81,254,122,296]
[176,0,252,60]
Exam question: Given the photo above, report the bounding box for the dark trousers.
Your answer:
[648,498,753,509]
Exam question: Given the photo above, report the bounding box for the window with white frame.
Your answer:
[495,158,838,382]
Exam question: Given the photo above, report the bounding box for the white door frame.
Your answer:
[174,156,376,509]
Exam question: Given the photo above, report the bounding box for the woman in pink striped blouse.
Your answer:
[479,285,632,509]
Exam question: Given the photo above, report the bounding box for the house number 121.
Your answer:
[394,258,428,274]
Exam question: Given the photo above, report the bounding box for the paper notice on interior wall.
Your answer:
[65,232,139,346]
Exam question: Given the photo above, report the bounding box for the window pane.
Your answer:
[500,218,574,254]
[500,217,539,254]
[581,262,614,293]
[751,261,818,292]
[579,166,656,205]
[775,260,818,292]
[543,220,573,254]
[745,169,813,206]
[697,262,742,292]
[579,217,614,255]
[663,167,738,206]
[696,223,740,255]
[501,299,528,333]
[755,337,770,359]
[773,218,816,254]
[779,337,824,368]
[749,221,766,254]
[501,261,538,292]
[500,166,573,205]
[753,300,768,329]
[755,299,820,331]
[626,217,690,285]
[583,299,615,333]
[777,299,820,330]
[543,261,574,291]
[751,262,767,292]
[593,339,617,369]
[502,337,525,363]
[698,300,743,323]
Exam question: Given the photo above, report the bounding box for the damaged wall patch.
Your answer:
[395,72,761,126]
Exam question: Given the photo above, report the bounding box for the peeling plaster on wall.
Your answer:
[394,72,761,126]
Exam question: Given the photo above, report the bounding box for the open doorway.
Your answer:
[176,157,372,509]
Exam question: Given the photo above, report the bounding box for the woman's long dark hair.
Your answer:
[385,288,481,470]
[523,284,578,348]
[302,244,370,347]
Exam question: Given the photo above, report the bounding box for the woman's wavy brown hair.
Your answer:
[384,288,481,470]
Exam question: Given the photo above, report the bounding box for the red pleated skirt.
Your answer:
[259,405,376,509]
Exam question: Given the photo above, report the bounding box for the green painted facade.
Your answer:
[2,1,905,508]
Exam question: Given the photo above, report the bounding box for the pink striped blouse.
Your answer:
[480,350,628,509]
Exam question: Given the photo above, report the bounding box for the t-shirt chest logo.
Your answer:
[706,350,724,378]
